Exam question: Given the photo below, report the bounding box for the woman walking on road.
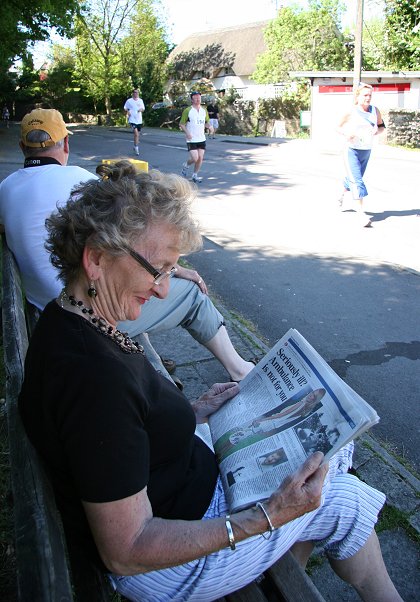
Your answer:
[338,83,385,227]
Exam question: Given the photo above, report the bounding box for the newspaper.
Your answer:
[208,328,379,512]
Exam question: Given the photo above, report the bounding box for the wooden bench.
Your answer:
[2,236,325,602]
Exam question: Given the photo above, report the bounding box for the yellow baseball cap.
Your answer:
[21,108,73,147]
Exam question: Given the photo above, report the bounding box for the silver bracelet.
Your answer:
[256,501,275,540]
[225,515,236,550]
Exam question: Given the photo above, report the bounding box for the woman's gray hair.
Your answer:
[45,160,203,285]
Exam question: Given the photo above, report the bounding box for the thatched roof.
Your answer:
[169,21,270,77]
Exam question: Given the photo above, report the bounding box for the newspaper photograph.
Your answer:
[208,328,380,512]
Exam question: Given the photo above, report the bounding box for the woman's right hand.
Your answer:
[192,382,239,423]
[264,452,328,527]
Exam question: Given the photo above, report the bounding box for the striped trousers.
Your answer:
[109,443,385,602]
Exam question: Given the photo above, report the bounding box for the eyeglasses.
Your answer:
[126,247,177,285]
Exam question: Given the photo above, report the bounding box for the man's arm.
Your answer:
[174,263,207,294]
[376,107,385,130]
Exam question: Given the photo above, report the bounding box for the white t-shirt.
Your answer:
[0,164,95,309]
[124,97,145,125]
[180,106,209,143]
[345,105,378,151]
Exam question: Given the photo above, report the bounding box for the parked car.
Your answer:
[151,100,173,110]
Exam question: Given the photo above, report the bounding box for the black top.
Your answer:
[19,301,218,567]
[207,103,219,119]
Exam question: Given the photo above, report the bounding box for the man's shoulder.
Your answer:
[63,165,98,182]
[65,165,94,175]
[0,164,94,191]
[40,164,94,181]
[0,168,24,187]
[180,106,192,122]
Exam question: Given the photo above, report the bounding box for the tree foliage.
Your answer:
[74,0,138,115]
[119,0,169,107]
[253,0,351,83]
[73,0,169,116]
[0,0,79,75]
[42,46,77,104]
[168,43,235,81]
[37,44,95,114]
[361,17,387,70]
[384,0,420,69]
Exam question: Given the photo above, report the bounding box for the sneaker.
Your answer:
[134,146,139,156]
[181,162,189,178]
[191,173,202,183]
[160,356,176,375]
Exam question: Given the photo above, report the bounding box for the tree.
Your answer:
[384,0,420,69]
[40,46,75,106]
[39,44,94,114]
[74,0,138,116]
[253,0,351,83]
[119,0,170,108]
[0,0,79,77]
[361,18,387,70]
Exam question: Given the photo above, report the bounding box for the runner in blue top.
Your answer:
[179,91,213,183]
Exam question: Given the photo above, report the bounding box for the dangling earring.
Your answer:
[88,281,97,298]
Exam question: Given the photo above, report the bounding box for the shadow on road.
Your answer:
[369,209,420,223]
[330,341,420,377]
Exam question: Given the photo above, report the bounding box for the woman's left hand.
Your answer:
[174,264,208,295]
[192,382,239,423]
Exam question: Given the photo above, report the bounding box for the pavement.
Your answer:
[0,122,419,601]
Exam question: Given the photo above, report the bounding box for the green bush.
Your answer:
[142,83,309,137]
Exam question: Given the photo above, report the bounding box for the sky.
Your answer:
[162,0,384,45]
[162,0,277,44]
[31,1,384,69]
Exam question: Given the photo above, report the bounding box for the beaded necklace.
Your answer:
[59,290,144,354]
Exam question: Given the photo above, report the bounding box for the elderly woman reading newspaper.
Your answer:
[18,162,402,602]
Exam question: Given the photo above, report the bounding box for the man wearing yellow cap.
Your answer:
[0,109,93,308]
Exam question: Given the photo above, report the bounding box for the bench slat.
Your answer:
[224,579,268,601]
[267,551,326,602]
[2,236,74,601]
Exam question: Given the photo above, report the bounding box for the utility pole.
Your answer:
[353,0,364,93]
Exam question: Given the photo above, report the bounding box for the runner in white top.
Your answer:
[124,89,145,156]
[179,91,213,183]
